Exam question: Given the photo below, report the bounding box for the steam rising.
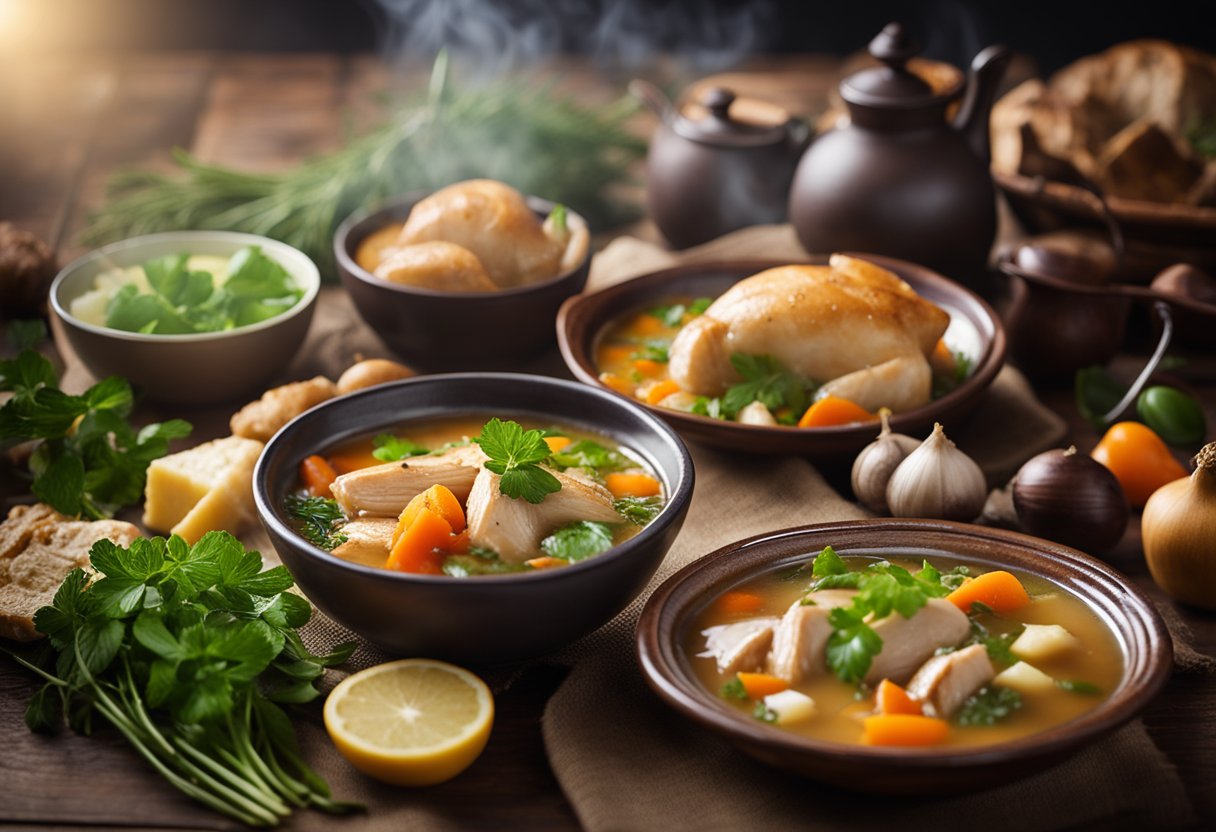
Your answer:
[372,0,778,75]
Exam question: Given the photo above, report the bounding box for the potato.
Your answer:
[1011,623,1081,662]
[336,359,415,395]
[994,661,1056,694]
[762,689,817,725]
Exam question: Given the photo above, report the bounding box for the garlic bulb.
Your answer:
[851,409,919,513]
[886,423,987,521]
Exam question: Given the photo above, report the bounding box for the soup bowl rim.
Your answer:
[636,518,1171,769]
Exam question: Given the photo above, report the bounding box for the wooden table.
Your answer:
[2,52,1214,831]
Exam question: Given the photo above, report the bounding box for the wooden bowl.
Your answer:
[636,519,1172,794]
[556,255,1005,458]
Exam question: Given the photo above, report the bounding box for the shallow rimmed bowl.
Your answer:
[636,519,1171,794]
[335,192,591,371]
[255,373,693,664]
[557,255,1004,458]
[50,231,320,406]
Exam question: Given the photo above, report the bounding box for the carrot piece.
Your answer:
[525,556,568,570]
[605,472,662,498]
[712,591,764,616]
[392,485,466,548]
[875,679,923,716]
[930,338,957,375]
[327,449,384,474]
[946,570,1030,613]
[644,379,682,405]
[544,436,572,454]
[1091,421,1189,507]
[385,508,452,574]
[797,396,878,428]
[598,372,635,397]
[299,455,338,498]
[632,358,665,378]
[629,314,666,337]
[737,672,789,699]
[597,344,635,368]
[862,714,949,747]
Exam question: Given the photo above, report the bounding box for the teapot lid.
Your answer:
[673,86,793,147]
[840,22,960,109]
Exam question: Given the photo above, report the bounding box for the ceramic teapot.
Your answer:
[789,23,1011,282]
[632,80,810,249]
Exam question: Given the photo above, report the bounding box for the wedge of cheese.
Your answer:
[143,435,264,544]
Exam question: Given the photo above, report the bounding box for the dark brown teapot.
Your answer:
[632,80,810,249]
[789,23,1011,283]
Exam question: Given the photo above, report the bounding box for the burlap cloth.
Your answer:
[255,226,1197,831]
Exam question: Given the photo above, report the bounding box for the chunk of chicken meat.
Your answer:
[816,355,932,414]
[768,589,857,683]
[330,517,397,564]
[398,179,563,288]
[668,256,949,412]
[329,445,486,518]
[700,617,780,675]
[906,643,995,717]
[866,598,970,684]
[373,241,498,292]
[464,466,621,563]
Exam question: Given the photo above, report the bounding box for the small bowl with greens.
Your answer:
[51,231,320,405]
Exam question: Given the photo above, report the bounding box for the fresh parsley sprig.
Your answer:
[0,350,192,518]
[473,418,561,504]
[371,432,430,462]
[722,353,814,420]
[7,532,358,826]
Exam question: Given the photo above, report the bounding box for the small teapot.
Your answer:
[789,23,1011,283]
[632,80,810,249]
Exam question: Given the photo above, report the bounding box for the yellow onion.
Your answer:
[1141,441,1216,610]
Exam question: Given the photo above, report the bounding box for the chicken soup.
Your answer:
[595,256,972,428]
[687,547,1121,749]
[285,416,666,576]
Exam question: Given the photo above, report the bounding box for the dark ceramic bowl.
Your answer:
[255,373,693,664]
[557,255,1005,458]
[49,231,320,406]
[334,192,591,372]
[636,519,1171,795]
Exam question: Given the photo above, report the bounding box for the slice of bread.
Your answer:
[0,504,140,641]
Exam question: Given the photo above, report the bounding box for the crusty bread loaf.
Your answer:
[0,504,140,641]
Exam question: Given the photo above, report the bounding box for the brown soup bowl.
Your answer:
[556,255,1004,459]
[255,373,693,664]
[636,519,1171,794]
[335,192,591,372]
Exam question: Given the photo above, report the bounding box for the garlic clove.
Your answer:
[851,409,919,513]
[886,423,987,521]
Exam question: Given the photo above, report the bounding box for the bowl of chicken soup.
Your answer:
[254,373,692,663]
[557,255,1004,458]
[636,519,1171,793]
[336,180,592,372]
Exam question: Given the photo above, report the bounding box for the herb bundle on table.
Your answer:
[82,53,647,274]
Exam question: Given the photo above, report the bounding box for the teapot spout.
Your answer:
[952,44,1012,167]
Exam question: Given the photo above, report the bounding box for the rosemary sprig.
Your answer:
[82,54,646,275]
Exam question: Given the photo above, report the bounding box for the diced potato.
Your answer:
[1011,623,1081,662]
[738,401,778,426]
[763,689,817,725]
[994,661,1056,694]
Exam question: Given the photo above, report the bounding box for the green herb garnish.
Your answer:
[720,676,748,701]
[691,396,725,420]
[631,344,670,363]
[688,297,713,316]
[647,304,689,328]
[6,319,48,351]
[613,495,664,525]
[540,520,615,562]
[371,433,430,462]
[1057,679,1102,695]
[931,349,974,398]
[957,686,1022,726]
[473,418,561,504]
[752,701,778,723]
[0,350,192,518]
[285,493,348,550]
[7,532,358,826]
[722,353,813,419]
[549,439,633,475]
[965,604,1024,665]
[548,203,568,233]
[442,549,528,577]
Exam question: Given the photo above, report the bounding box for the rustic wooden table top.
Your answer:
[1,51,1213,831]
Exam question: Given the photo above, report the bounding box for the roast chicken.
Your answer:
[667,255,950,413]
[373,240,498,292]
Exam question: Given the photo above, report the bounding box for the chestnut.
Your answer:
[1012,446,1128,554]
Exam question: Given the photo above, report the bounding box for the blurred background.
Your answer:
[1,0,1213,75]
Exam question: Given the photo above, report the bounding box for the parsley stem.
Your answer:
[174,737,291,816]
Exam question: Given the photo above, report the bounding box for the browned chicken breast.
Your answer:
[668,256,950,412]
[398,180,564,288]
[373,241,498,293]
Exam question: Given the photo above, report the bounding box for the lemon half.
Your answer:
[323,659,494,787]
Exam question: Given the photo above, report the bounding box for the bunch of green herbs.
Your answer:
[7,532,357,827]
[0,350,191,518]
[82,53,646,274]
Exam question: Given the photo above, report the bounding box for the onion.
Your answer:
[1142,442,1216,610]
[1012,446,1127,553]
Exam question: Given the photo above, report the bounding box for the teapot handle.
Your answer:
[629,79,672,119]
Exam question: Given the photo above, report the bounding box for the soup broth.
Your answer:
[686,552,1122,749]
